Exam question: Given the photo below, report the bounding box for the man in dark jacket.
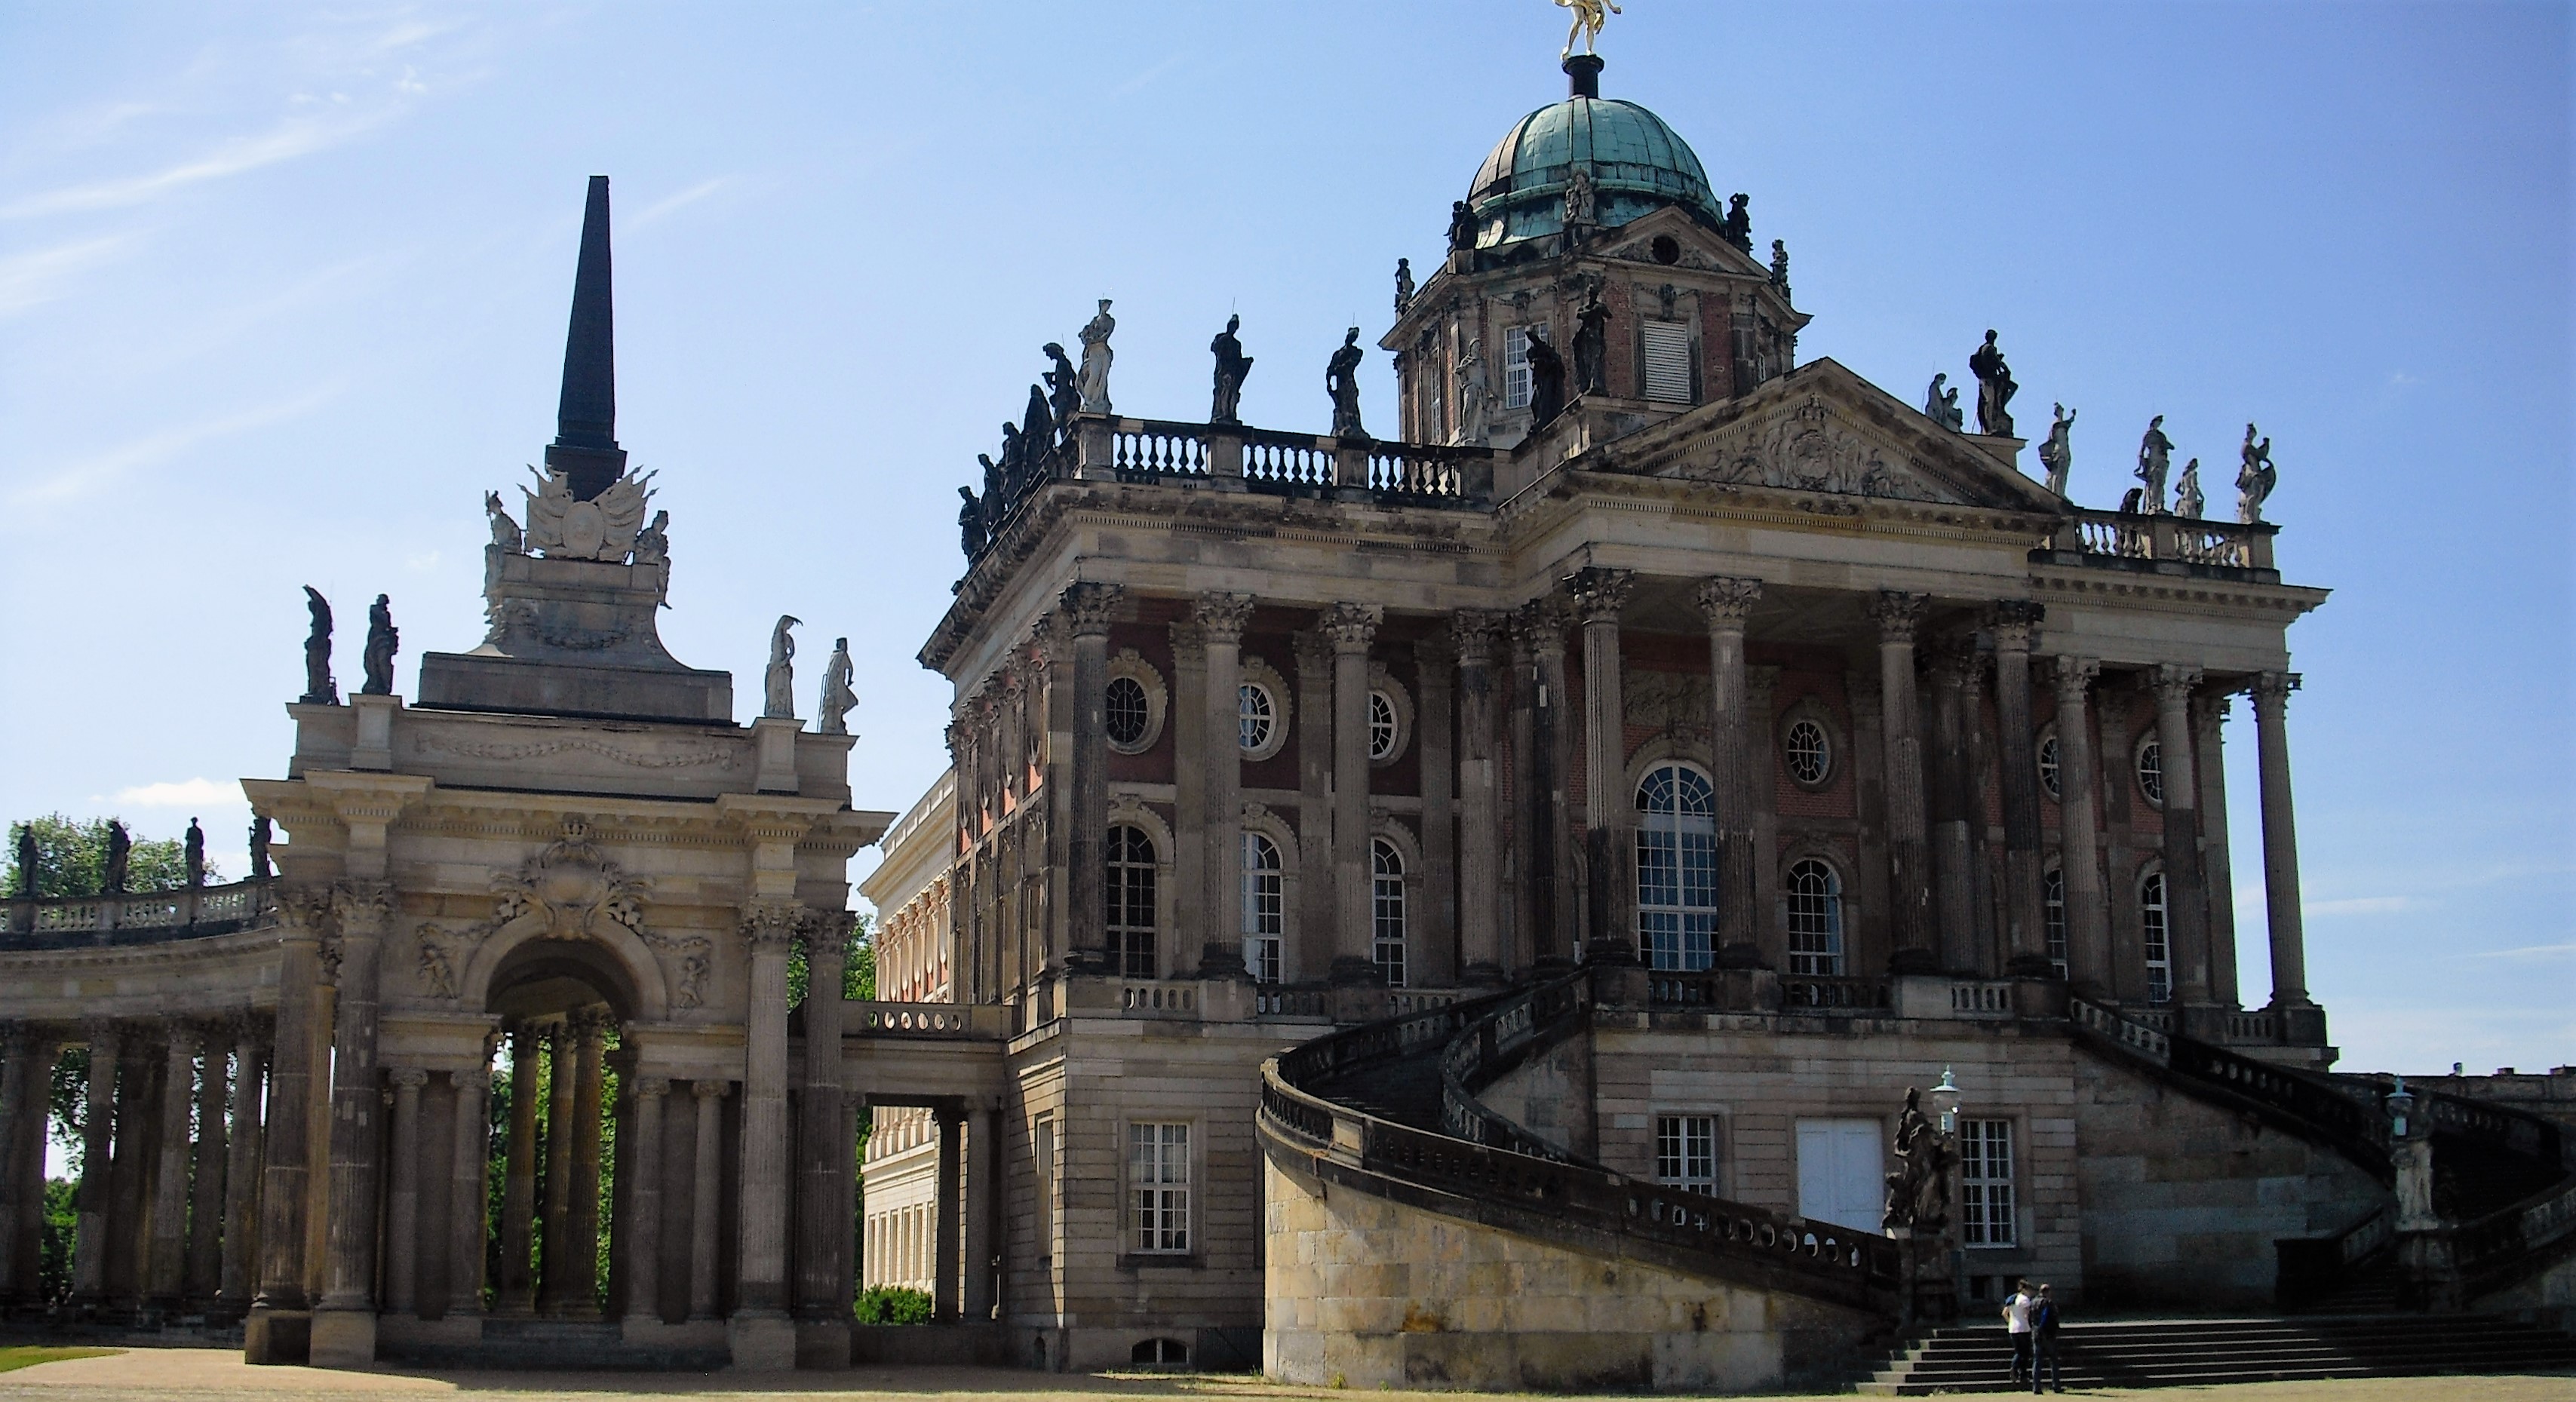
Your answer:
[2029,1283,2063,1393]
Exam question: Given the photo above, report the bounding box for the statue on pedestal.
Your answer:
[1555,0,1621,58]
[817,637,857,737]
[763,615,799,720]
[103,821,130,895]
[184,819,205,888]
[361,594,399,696]
[632,510,671,599]
[299,586,337,705]
[1022,384,1055,483]
[1326,327,1367,439]
[1882,1087,1956,1232]
[1043,342,1082,434]
[1572,292,1610,396]
[1527,327,1569,427]
[956,487,987,560]
[2237,423,2277,523]
[1721,193,1752,252]
[2135,415,2176,514]
[1923,373,1963,431]
[1563,165,1597,231]
[997,422,1027,502]
[1392,259,1415,316]
[1447,200,1478,253]
[1454,337,1491,446]
[249,817,271,881]
[14,824,38,897]
[2175,459,2206,520]
[2037,403,2077,496]
[1770,238,1790,290]
[1969,330,2017,437]
[1076,299,1116,414]
[1211,314,1254,425]
[485,491,523,553]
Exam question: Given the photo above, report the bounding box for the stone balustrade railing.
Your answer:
[2042,508,2278,575]
[5,877,276,947]
[1080,415,1497,505]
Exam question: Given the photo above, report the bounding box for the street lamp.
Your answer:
[1929,1066,1961,1135]
[2385,1075,2415,1140]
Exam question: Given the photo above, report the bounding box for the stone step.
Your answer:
[1854,1314,2576,1394]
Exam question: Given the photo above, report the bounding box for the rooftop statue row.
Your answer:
[297,586,402,704]
[760,615,859,737]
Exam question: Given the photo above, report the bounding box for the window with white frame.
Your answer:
[1636,764,1718,971]
[2043,866,2068,980]
[1106,824,1158,978]
[1239,682,1277,755]
[1033,1112,1055,1253]
[1106,676,1150,750]
[1128,1121,1190,1253]
[1656,1114,1718,1195]
[2136,735,2164,808]
[1368,690,1399,760]
[1785,857,1844,975]
[1371,838,1408,987]
[2140,869,2172,1004]
[1784,718,1832,787]
[1959,1118,2017,1247]
[1641,318,1693,404]
[1503,326,1534,408]
[1242,831,1284,983]
[2037,728,2062,800]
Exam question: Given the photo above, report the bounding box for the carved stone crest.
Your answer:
[1681,395,1944,503]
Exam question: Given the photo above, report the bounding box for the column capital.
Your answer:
[275,884,334,940]
[1291,626,1334,674]
[1322,602,1383,652]
[386,1067,430,1092]
[1513,599,1568,652]
[453,1068,492,1091]
[1165,617,1206,660]
[692,1079,734,1100]
[1190,591,1256,641]
[1924,637,1978,686]
[2049,655,2102,699]
[1869,589,1930,640]
[634,1076,671,1100]
[1058,582,1123,638]
[2153,663,2205,704]
[799,907,856,958]
[330,880,395,936]
[1988,599,2043,650]
[739,897,812,954]
[80,1017,121,1054]
[1449,609,1506,665]
[2252,670,2301,708]
[1694,575,1763,626]
[1566,566,1635,623]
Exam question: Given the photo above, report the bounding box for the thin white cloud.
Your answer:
[631,178,732,229]
[1111,53,1190,98]
[2472,942,2576,961]
[115,778,241,809]
[0,112,390,221]
[5,381,343,508]
[0,234,138,316]
[2306,895,2411,916]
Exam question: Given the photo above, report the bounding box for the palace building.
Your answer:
[0,44,2566,1394]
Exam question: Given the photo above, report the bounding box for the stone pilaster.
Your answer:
[932,1105,962,1319]
[1963,654,1999,971]
[1696,577,1763,967]
[0,1028,55,1307]
[215,1021,265,1320]
[625,1076,667,1325]
[1166,619,1207,975]
[796,913,851,1321]
[1925,641,1977,974]
[689,1080,729,1321]
[2197,691,2241,1007]
[1325,603,1384,983]
[447,1067,490,1318]
[2152,665,2213,1008]
[1846,669,1893,974]
[72,1020,120,1306]
[146,1025,196,1311]
[1061,584,1121,973]
[2050,658,2111,995]
[1415,637,1457,986]
[538,1023,580,1315]
[1869,592,1935,971]
[1294,630,1337,979]
[1748,665,1782,968]
[2250,673,2313,1010]
[963,1103,996,1321]
[314,879,391,1343]
[1452,612,1506,983]
[383,1067,428,1315]
[496,1026,541,1316]
[251,888,326,1333]
[1195,594,1256,977]
[1991,603,2049,975]
[1523,603,1575,965]
[735,903,803,1320]
[1570,568,1636,964]
[185,1023,228,1305]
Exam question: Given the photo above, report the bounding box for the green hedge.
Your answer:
[852,1285,933,1325]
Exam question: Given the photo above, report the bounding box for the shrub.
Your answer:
[852,1285,933,1325]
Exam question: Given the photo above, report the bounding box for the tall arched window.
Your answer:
[1106,824,1157,978]
[1371,839,1408,987]
[1785,858,1844,975]
[2139,869,2171,1005]
[1242,832,1283,984]
[1635,764,1718,971]
[2042,866,2068,980]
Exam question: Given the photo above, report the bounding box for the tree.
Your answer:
[7,815,207,897]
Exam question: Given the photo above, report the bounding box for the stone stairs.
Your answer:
[379,1318,728,1372]
[2291,1257,2403,1315]
[1853,1315,2576,1394]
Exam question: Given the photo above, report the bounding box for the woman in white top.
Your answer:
[2002,1278,2036,1385]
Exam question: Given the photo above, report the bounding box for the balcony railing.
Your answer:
[5,878,276,948]
[2041,508,2277,575]
[1082,415,1496,505]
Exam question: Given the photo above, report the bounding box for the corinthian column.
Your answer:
[624,1077,667,1324]
[496,1026,540,1315]
[72,1022,121,1307]
[185,1023,227,1306]
[2050,658,2110,995]
[796,913,851,1321]
[2151,666,2212,1006]
[315,880,392,1328]
[216,1021,266,1321]
[1452,612,1506,983]
[538,1024,579,1315]
[252,889,327,1329]
[447,1067,490,1319]
[1522,603,1574,965]
[1324,603,1383,983]
[735,903,803,1318]
[2250,672,2312,1009]
[1061,584,1121,973]
[1870,592,1935,971]
[147,1025,198,1309]
[382,1068,428,1315]
[1195,594,1256,977]
[1696,577,1763,966]
[1569,569,1636,963]
[1990,602,2050,974]
[689,1081,729,1321]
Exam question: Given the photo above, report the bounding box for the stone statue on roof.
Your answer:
[1527,326,1568,427]
[1326,328,1367,438]
[1968,330,2016,437]
[1448,200,1478,253]
[361,594,399,696]
[1555,0,1622,59]
[1563,164,1597,230]
[184,819,205,888]
[1572,290,1610,396]
[1454,336,1491,446]
[300,586,336,705]
[1722,193,1752,252]
[1923,373,1963,432]
[2175,459,2205,520]
[2237,423,2277,523]
[2136,415,2175,514]
[103,821,130,895]
[763,615,799,720]
[2037,403,2077,496]
[818,637,857,737]
[1211,314,1254,425]
[1077,299,1116,414]
[957,486,987,560]
[1043,343,1082,434]
[485,491,523,553]
[1393,259,1416,316]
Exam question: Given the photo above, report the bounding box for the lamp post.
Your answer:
[1930,1066,1962,1135]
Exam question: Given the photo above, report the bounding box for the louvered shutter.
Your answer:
[1641,319,1693,403]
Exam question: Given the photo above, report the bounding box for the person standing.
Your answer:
[2029,1284,2063,1392]
[2002,1278,2036,1385]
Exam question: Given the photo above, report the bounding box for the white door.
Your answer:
[1796,1118,1885,1232]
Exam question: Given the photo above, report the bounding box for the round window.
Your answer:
[1784,718,1831,787]
[1650,235,1681,265]
[1368,691,1399,760]
[1105,676,1149,748]
[1238,683,1276,755]
[2037,732,2062,800]
[2136,736,2163,808]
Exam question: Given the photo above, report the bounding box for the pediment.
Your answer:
[1586,359,2067,513]
[1595,205,1765,278]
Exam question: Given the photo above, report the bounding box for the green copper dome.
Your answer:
[1469,91,1721,247]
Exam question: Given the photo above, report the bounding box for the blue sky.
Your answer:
[0,2,2565,1075]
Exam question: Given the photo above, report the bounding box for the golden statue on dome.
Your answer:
[1556,0,1622,58]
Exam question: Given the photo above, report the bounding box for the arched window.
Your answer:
[2140,869,2171,1005]
[1368,691,1399,760]
[1785,858,1844,975]
[1635,764,1718,971]
[1238,683,1276,755]
[1371,838,1408,987]
[2136,735,2164,808]
[2037,729,2062,801]
[1105,677,1150,749]
[1106,824,1157,978]
[1242,832,1283,983]
[2043,866,2068,980]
